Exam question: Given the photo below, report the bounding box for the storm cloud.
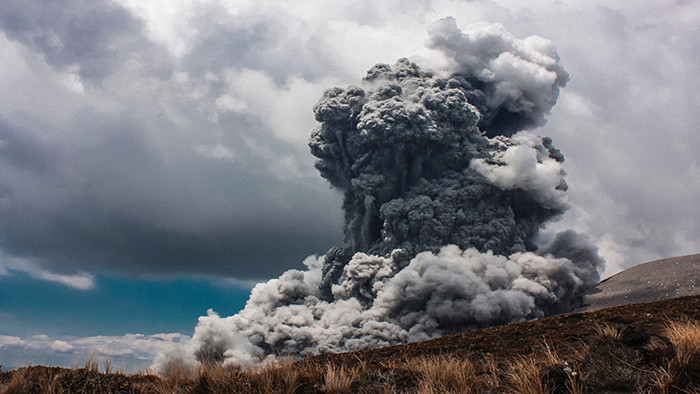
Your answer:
[0,0,696,285]
[0,0,345,279]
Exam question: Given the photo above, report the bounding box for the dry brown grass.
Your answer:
[504,355,549,394]
[647,318,700,393]
[665,318,700,367]
[1,316,698,393]
[249,358,302,393]
[408,355,477,393]
[319,363,358,393]
[499,342,582,394]
[159,357,195,387]
[593,322,623,341]
[84,350,99,373]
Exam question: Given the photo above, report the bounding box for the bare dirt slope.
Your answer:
[576,253,699,312]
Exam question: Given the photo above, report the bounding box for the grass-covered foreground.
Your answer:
[1,295,698,393]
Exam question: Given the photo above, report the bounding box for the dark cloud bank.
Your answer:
[0,0,343,279]
[159,18,604,368]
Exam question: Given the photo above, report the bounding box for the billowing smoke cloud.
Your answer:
[157,18,603,369]
[426,18,569,137]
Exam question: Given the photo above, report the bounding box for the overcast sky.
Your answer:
[0,0,697,371]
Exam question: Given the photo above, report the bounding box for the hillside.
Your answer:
[576,253,699,312]
[306,294,700,367]
[2,295,698,393]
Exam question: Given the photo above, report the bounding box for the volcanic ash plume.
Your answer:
[158,18,604,369]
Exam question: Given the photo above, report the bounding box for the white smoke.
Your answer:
[157,18,603,370]
[426,17,569,136]
[470,132,569,209]
[159,244,598,368]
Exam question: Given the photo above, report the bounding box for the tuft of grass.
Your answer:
[84,350,99,373]
[649,318,700,392]
[251,358,301,394]
[504,356,548,394]
[481,353,500,389]
[593,322,622,341]
[410,355,477,394]
[320,363,358,393]
[195,362,247,393]
[664,318,700,367]
[160,357,195,385]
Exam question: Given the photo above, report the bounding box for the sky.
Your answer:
[0,0,698,372]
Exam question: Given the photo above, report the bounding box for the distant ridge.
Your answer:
[576,253,699,312]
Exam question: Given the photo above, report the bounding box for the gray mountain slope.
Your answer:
[576,253,699,312]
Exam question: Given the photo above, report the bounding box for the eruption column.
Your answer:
[158,18,604,369]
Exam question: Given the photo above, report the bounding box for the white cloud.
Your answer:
[118,0,199,58]
[220,68,342,144]
[0,252,96,290]
[480,0,700,271]
[0,335,24,346]
[33,271,96,291]
[51,340,73,352]
[0,332,190,372]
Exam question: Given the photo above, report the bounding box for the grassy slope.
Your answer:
[309,293,700,365]
[1,295,698,393]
